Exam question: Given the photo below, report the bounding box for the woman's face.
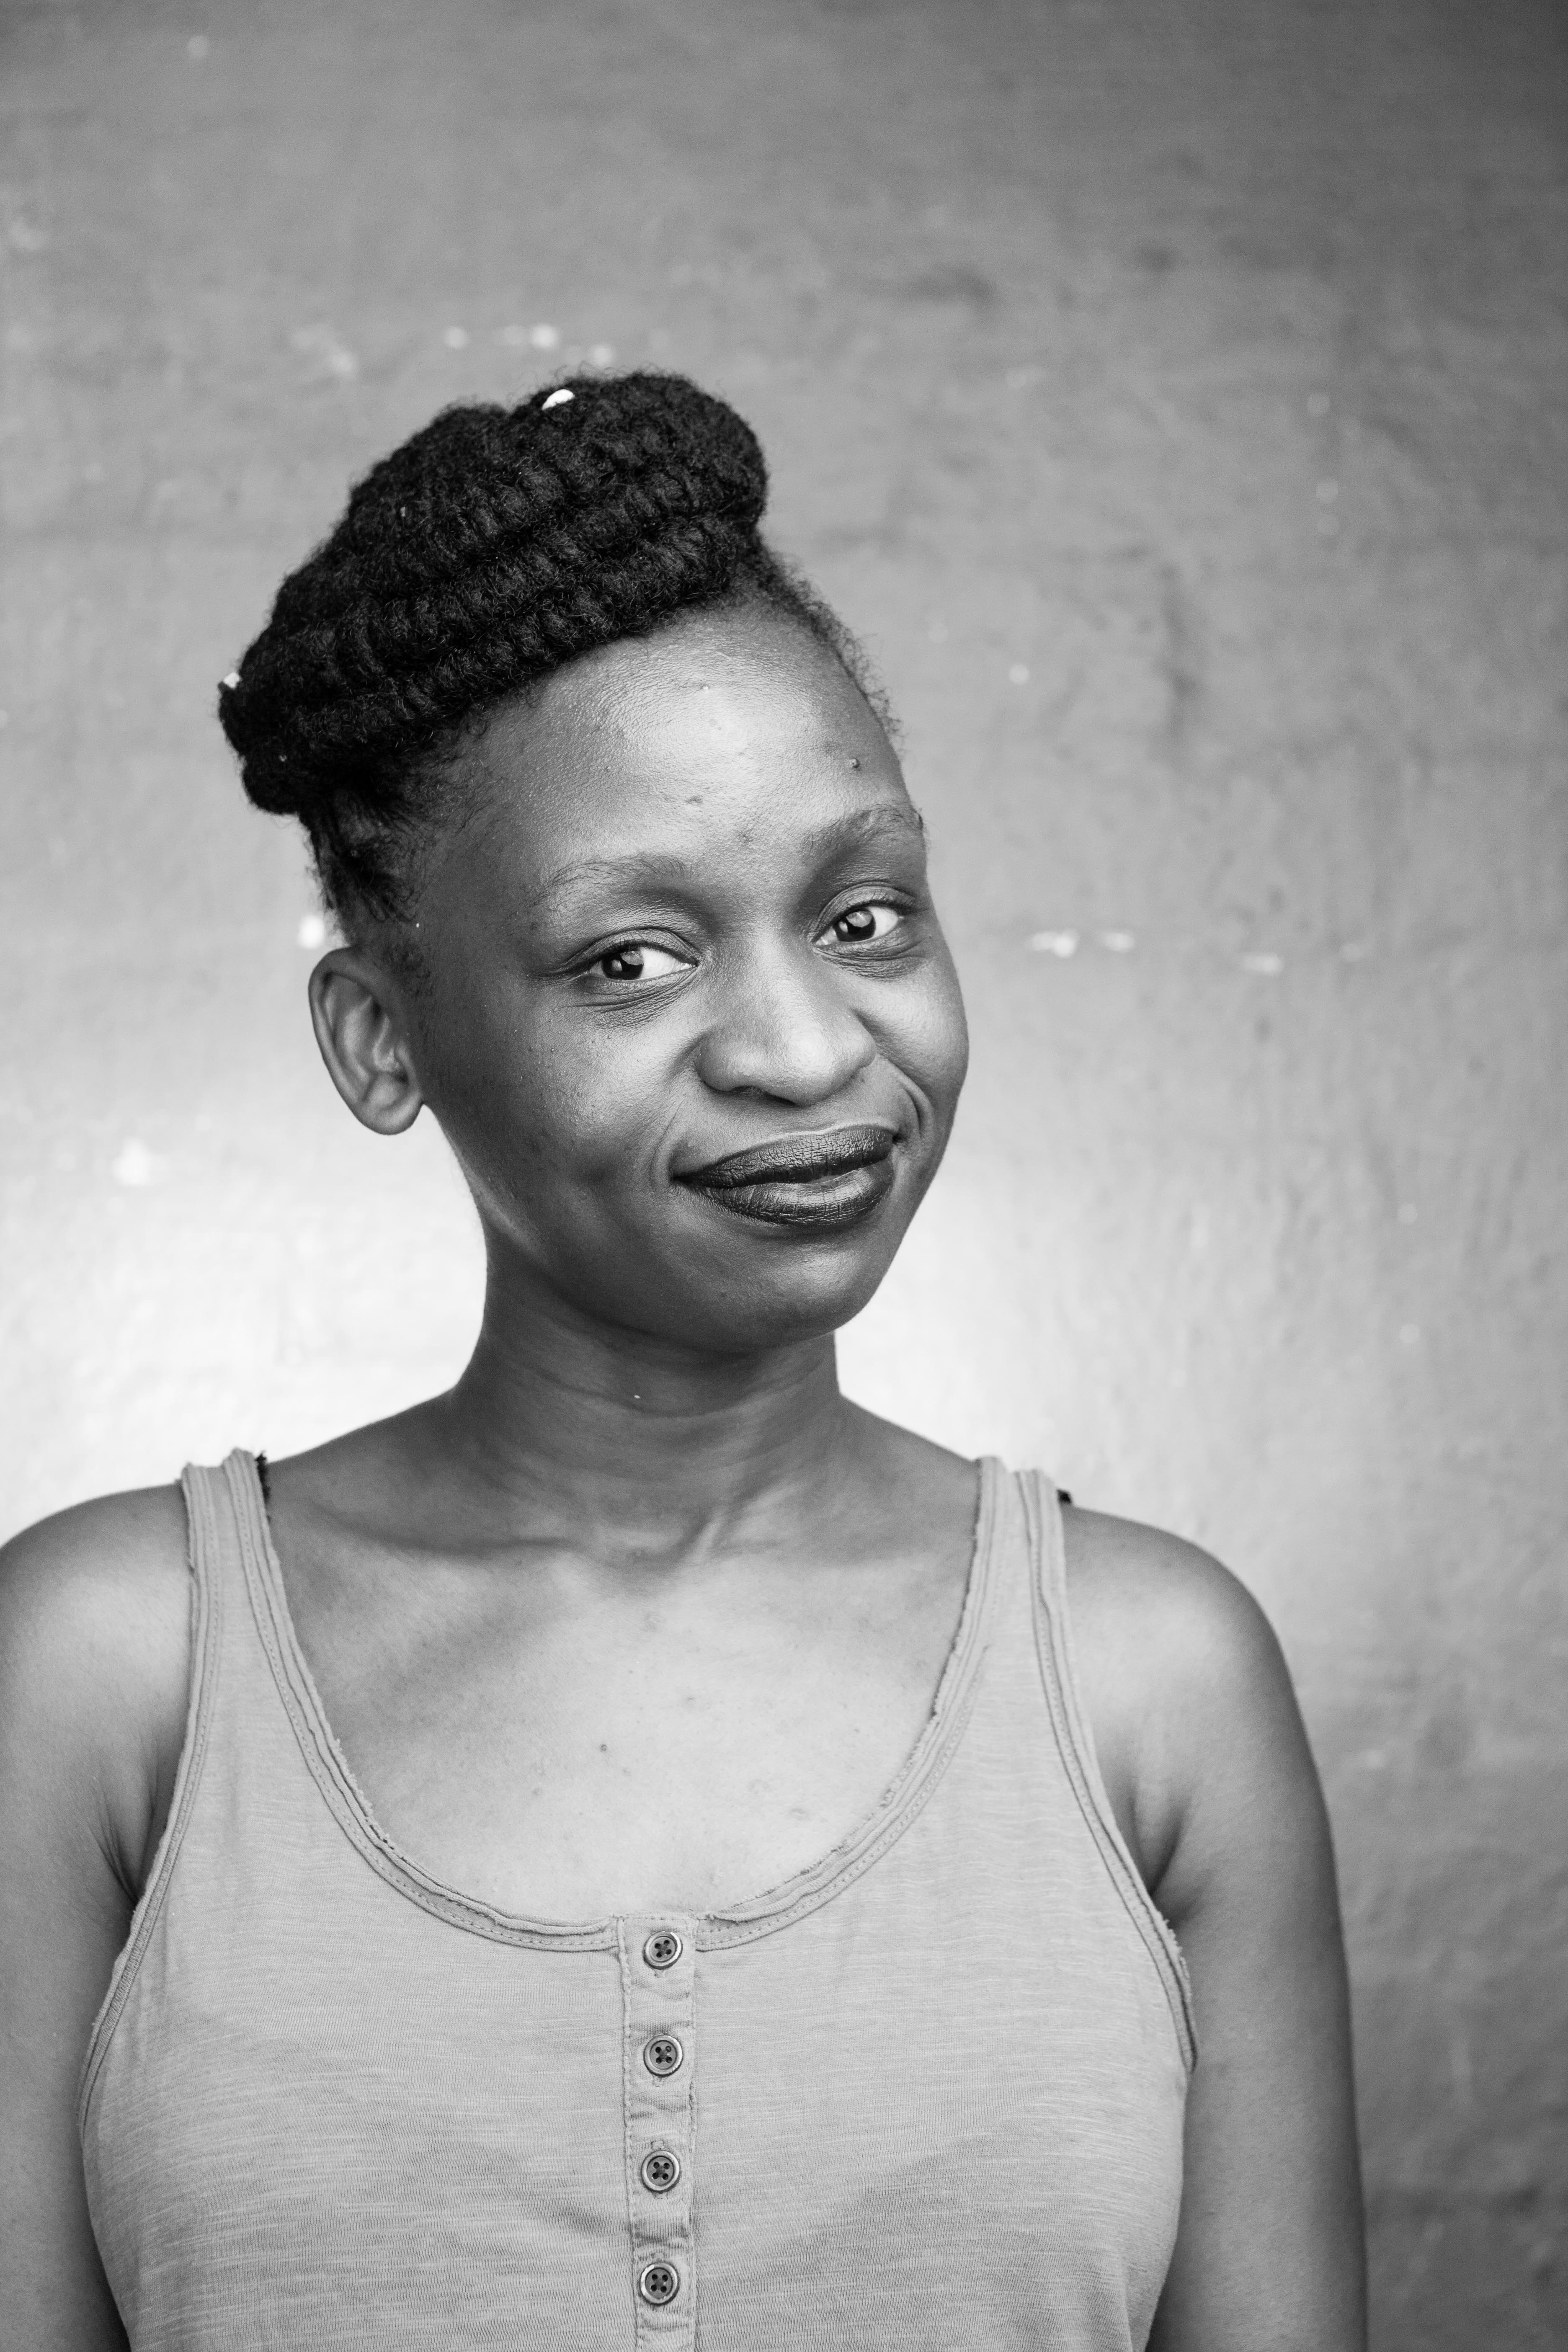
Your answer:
[398,605,969,1354]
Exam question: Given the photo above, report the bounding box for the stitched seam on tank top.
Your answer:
[1024,1473,1198,2073]
[699,1459,1001,1947]
[225,1452,618,1952]
[219,1450,994,1955]
[616,1926,640,2337]
[77,1465,224,2137]
[697,1663,990,1947]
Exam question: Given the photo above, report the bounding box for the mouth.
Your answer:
[675,1123,899,1229]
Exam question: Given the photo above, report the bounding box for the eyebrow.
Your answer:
[525,802,926,914]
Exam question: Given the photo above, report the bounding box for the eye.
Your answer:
[591,941,691,984]
[825,901,903,946]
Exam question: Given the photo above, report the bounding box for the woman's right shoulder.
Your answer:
[0,1483,193,1898]
[0,1488,195,2344]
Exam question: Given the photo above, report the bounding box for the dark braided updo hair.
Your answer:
[219,371,886,927]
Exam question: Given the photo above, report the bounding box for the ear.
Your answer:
[307,949,425,1135]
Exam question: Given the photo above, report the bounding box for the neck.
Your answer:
[429,1249,861,1563]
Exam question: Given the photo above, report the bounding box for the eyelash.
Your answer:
[580,897,912,986]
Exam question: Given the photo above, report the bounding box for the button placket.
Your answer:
[619,1916,696,2347]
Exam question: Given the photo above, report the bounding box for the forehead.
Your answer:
[457,607,908,880]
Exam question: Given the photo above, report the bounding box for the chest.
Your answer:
[285,1548,970,1920]
[91,1699,1190,2352]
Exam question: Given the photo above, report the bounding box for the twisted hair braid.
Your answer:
[219,371,885,922]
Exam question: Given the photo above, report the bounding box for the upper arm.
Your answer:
[1066,1512,1366,2352]
[0,1488,191,2352]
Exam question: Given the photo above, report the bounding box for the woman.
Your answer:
[0,373,1364,2349]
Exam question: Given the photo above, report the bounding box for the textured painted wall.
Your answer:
[2,1,1564,2342]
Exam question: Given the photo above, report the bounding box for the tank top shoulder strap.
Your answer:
[78,1455,252,2127]
[1018,1470,1197,2071]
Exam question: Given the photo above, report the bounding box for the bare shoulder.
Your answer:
[1060,1506,1318,1915]
[0,1485,192,1896]
[1063,1505,1291,1705]
[1061,1513,1364,2346]
[0,1489,190,2350]
[0,1482,191,1671]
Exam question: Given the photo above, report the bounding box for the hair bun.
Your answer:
[218,370,873,918]
[324,371,769,610]
[522,368,769,532]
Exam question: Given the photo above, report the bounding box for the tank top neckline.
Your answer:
[229,1446,1009,1951]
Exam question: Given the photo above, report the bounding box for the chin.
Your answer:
[724,1260,892,1350]
[585,1216,905,1356]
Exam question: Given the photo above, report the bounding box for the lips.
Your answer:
[676,1123,898,1228]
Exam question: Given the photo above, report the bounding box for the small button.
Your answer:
[638,2258,680,2307]
[642,2033,684,2078]
[643,1927,683,1970]
[640,2147,681,2195]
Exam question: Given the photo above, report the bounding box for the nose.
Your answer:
[696,939,878,1105]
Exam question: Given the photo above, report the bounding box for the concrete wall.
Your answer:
[2,1,1564,2341]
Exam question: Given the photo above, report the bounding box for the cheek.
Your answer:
[894,950,970,1113]
[416,990,671,1204]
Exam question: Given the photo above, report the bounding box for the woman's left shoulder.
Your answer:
[1061,1504,1293,1707]
[1057,1504,1328,1918]
[1057,1506,1366,2344]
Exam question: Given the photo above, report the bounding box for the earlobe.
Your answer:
[307,952,425,1135]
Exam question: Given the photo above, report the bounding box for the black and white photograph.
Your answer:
[1,3,1563,2346]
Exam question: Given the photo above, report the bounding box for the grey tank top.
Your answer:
[80,1452,1194,2351]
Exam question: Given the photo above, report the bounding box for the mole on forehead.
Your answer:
[524,801,925,915]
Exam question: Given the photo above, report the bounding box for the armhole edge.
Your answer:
[77,1464,224,2139]
[1023,1471,1199,2075]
